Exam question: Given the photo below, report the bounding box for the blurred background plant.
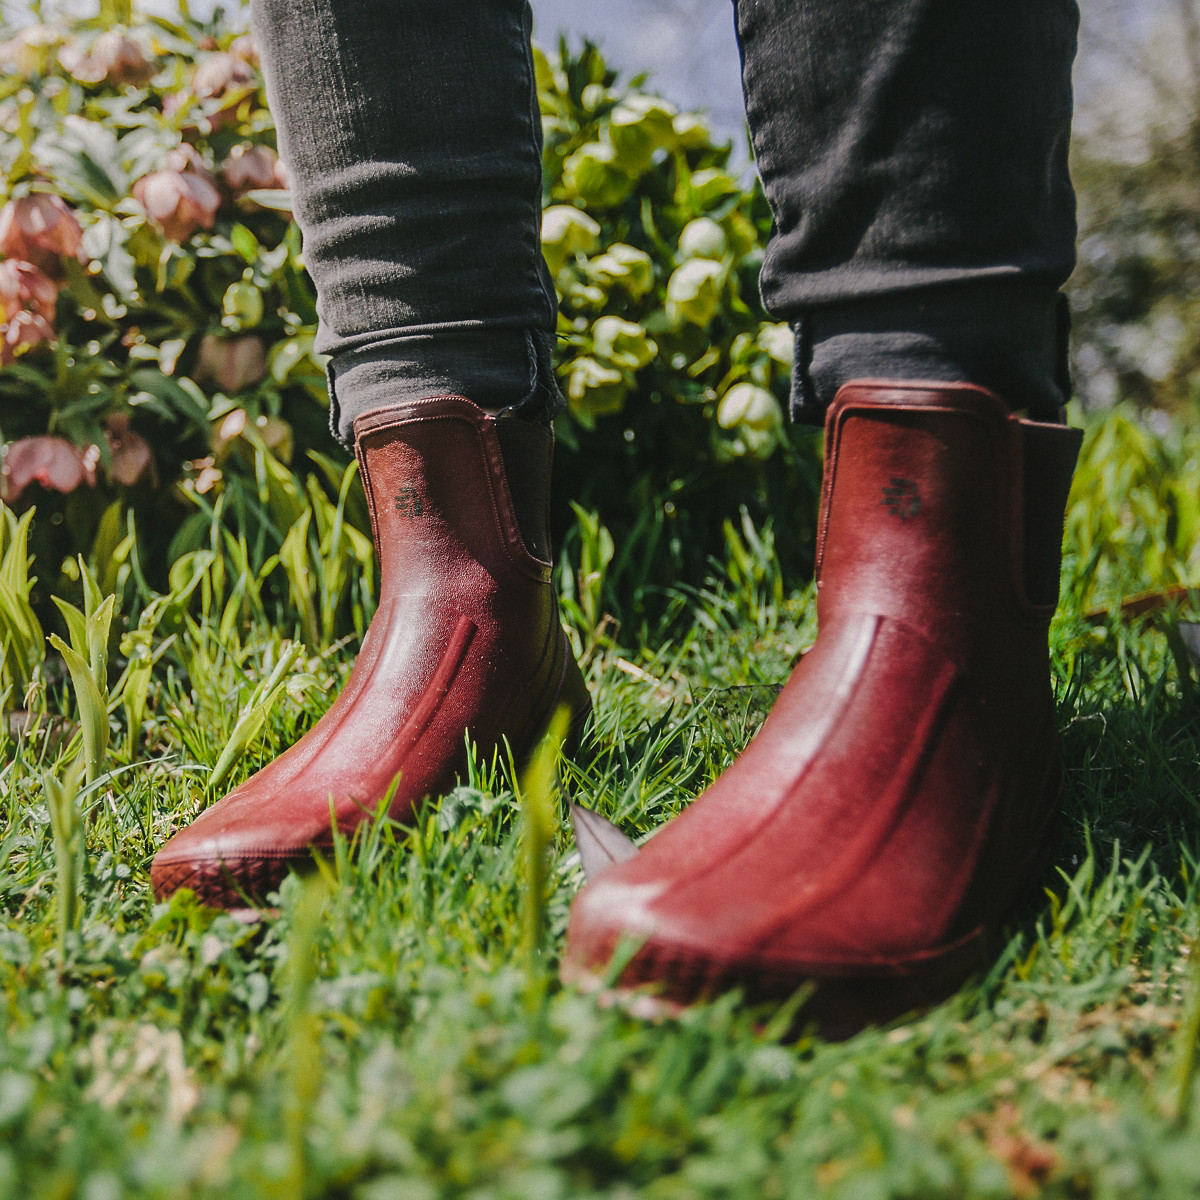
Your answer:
[536,41,820,620]
[1070,0,1200,416]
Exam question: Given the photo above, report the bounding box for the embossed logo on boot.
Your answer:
[393,486,425,517]
[881,477,921,521]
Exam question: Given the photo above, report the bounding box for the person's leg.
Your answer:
[741,0,1078,423]
[252,0,561,439]
[565,0,1083,1029]
[151,0,588,910]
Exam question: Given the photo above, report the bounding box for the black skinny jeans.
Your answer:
[251,0,1079,441]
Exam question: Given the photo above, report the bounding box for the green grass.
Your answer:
[4,410,1200,1197]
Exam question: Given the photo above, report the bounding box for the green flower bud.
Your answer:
[581,82,610,111]
[563,141,632,209]
[565,356,629,423]
[717,382,781,431]
[221,279,263,329]
[585,242,655,298]
[540,204,601,274]
[592,315,656,370]
[756,322,794,366]
[666,258,723,329]
[678,217,727,261]
[608,95,677,175]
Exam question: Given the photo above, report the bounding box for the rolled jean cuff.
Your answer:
[327,327,563,443]
[790,285,1071,425]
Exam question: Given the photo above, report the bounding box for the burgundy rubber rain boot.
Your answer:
[564,381,1081,1033]
[151,395,590,910]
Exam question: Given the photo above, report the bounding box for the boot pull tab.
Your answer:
[1019,420,1083,608]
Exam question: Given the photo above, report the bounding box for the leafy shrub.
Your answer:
[537,43,821,623]
[0,7,321,623]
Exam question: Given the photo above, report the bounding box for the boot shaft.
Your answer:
[353,395,554,605]
[815,382,1082,659]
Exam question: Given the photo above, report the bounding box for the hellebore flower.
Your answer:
[591,315,656,371]
[0,25,63,78]
[0,194,84,277]
[195,333,267,394]
[221,143,287,194]
[677,217,728,261]
[1,310,55,363]
[210,407,247,460]
[192,51,255,99]
[133,168,221,243]
[757,322,794,366]
[2,436,97,504]
[716,383,781,432]
[229,34,259,67]
[60,30,153,86]
[584,243,655,299]
[665,258,724,329]
[540,205,601,275]
[103,413,155,487]
[0,260,58,323]
[165,144,212,177]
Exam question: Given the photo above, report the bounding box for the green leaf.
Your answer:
[128,367,210,428]
[209,641,303,790]
[48,635,109,786]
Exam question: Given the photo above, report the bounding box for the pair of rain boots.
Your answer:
[151,381,1081,1028]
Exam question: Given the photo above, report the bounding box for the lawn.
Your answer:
[0,405,1199,1199]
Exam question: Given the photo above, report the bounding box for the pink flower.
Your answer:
[228,34,259,67]
[133,168,222,242]
[103,413,155,486]
[165,143,212,177]
[60,31,153,86]
[1,310,55,363]
[195,333,267,394]
[256,415,293,461]
[0,25,63,78]
[187,456,222,495]
[2,436,96,504]
[221,143,287,194]
[210,406,248,459]
[0,260,58,323]
[0,194,84,277]
[192,51,254,99]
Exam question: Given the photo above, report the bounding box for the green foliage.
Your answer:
[207,637,302,790]
[1065,403,1200,610]
[518,708,570,971]
[48,560,114,783]
[0,504,42,702]
[40,754,84,957]
[538,41,821,615]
